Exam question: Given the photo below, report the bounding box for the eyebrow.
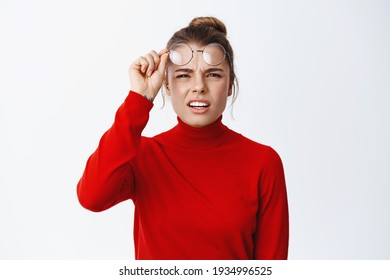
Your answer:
[174,68,225,73]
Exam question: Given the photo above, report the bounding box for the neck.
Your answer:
[170,115,229,150]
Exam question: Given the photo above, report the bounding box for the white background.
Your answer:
[1,0,389,259]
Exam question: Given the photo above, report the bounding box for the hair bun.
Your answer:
[189,17,227,36]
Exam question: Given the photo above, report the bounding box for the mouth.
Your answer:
[188,101,210,108]
[187,100,210,114]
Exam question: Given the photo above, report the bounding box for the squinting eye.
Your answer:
[175,74,190,78]
[207,73,221,78]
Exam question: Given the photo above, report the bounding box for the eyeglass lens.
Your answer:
[169,43,226,66]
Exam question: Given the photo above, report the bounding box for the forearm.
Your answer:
[77,91,153,212]
[255,196,289,259]
[254,147,289,259]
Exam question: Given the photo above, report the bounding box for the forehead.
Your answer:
[169,40,206,49]
[186,42,204,50]
[173,41,225,53]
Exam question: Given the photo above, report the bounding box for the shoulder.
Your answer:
[227,128,284,166]
[226,129,272,153]
[139,127,175,152]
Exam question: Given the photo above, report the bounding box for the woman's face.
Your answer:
[166,42,231,128]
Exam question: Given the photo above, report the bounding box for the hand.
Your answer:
[128,49,169,101]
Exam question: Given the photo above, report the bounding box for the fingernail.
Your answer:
[147,71,152,76]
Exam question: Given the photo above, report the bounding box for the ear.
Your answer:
[228,84,233,97]
[165,81,171,96]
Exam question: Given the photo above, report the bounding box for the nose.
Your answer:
[192,74,207,94]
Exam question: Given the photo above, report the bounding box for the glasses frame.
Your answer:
[168,42,229,66]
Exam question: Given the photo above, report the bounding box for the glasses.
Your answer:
[169,42,228,66]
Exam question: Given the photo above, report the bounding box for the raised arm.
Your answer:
[77,50,169,212]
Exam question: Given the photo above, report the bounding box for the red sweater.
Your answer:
[77,91,289,260]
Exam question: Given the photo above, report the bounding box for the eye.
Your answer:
[207,73,222,78]
[175,74,190,78]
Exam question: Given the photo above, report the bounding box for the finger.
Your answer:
[144,53,156,76]
[149,50,160,70]
[156,51,169,74]
[131,56,149,74]
[157,49,169,69]
[158,48,169,56]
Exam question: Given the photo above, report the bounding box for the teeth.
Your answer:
[189,101,209,107]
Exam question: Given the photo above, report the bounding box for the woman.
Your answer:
[77,16,289,260]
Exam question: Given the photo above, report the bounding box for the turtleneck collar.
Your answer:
[165,115,230,150]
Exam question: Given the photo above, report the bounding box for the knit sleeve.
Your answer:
[77,91,153,212]
[254,147,289,259]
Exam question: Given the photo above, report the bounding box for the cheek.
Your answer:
[211,84,230,111]
[167,76,186,96]
[169,84,187,111]
[169,84,186,103]
[169,80,191,105]
[213,82,230,99]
